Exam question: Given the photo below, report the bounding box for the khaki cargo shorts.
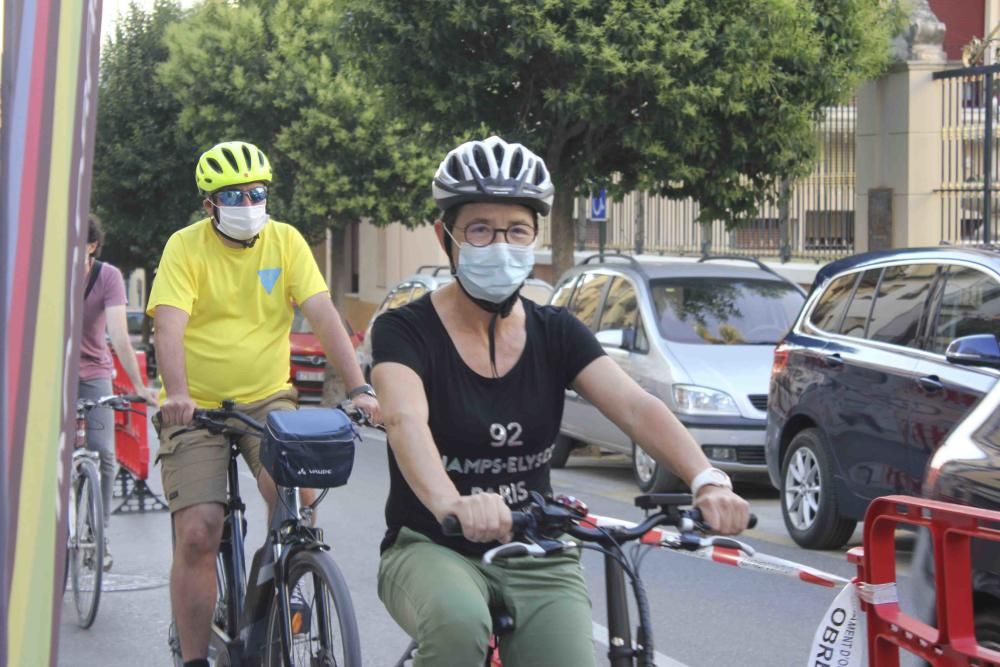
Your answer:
[153,389,297,513]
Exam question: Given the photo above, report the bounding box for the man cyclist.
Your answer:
[148,140,379,667]
[371,136,751,667]
[79,214,159,571]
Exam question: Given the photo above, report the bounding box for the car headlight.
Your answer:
[672,385,740,416]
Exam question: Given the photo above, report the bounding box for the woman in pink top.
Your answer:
[78,215,158,570]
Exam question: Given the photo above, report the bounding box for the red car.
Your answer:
[289,306,363,404]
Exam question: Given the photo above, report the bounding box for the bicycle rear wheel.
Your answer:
[70,461,104,628]
[263,549,361,667]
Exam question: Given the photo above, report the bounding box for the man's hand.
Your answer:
[694,486,750,536]
[158,394,197,427]
[439,493,513,544]
[350,393,381,425]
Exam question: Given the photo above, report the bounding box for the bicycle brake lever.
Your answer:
[483,542,545,565]
[705,536,756,557]
[169,426,197,440]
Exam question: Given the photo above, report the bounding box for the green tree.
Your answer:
[158,0,438,302]
[341,0,896,277]
[92,0,199,319]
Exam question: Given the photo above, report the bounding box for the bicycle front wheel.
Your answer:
[70,461,104,628]
[263,549,361,667]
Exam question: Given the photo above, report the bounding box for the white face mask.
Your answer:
[215,203,269,240]
[454,240,535,304]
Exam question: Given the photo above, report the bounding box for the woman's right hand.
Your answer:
[158,394,197,427]
[439,493,513,544]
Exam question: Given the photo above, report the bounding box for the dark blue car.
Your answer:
[766,247,1000,549]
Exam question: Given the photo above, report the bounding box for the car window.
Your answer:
[520,282,553,305]
[809,273,858,331]
[568,272,611,330]
[633,320,650,354]
[598,277,640,332]
[126,311,144,336]
[927,266,1000,354]
[550,276,579,307]
[649,277,804,345]
[385,284,414,310]
[409,284,428,302]
[839,269,881,338]
[292,307,311,334]
[866,264,939,347]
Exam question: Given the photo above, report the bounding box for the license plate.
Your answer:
[295,371,325,382]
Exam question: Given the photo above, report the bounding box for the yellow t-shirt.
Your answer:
[147,218,328,406]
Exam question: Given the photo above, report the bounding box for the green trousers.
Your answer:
[378,527,597,667]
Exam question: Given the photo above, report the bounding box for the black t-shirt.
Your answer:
[371,293,606,556]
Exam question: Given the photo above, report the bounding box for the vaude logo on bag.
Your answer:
[297,467,333,476]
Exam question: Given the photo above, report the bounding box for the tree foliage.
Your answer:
[157,0,437,246]
[92,0,199,279]
[340,0,897,275]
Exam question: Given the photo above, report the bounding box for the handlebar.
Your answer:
[166,401,265,440]
[78,393,147,413]
[440,492,757,563]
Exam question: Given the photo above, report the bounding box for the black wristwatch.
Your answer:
[347,383,377,400]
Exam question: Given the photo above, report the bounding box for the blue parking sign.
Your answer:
[590,189,608,221]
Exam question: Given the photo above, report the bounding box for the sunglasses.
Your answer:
[213,186,268,207]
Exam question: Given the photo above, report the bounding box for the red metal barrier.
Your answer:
[849,495,1000,666]
[111,349,149,479]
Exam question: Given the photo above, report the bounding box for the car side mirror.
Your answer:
[945,334,1000,369]
[595,328,628,350]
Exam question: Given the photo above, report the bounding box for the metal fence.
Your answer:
[538,104,857,263]
[935,64,1000,245]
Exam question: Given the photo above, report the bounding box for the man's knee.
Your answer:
[173,505,224,563]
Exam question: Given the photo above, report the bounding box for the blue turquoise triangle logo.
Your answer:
[258,268,281,295]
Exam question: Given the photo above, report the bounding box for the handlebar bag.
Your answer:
[261,408,357,488]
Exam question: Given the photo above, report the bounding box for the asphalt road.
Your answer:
[56,419,919,666]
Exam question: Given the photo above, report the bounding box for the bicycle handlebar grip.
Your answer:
[440,511,532,538]
[441,515,462,537]
[121,394,147,403]
[688,509,757,530]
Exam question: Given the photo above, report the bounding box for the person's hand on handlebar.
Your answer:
[694,486,751,536]
[138,385,160,408]
[350,393,381,426]
[439,493,513,544]
[158,393,197,427]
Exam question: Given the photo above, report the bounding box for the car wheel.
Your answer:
[780,428,856,550]
[632,442,684,493]
[550,434,577,469]
[977,604,1000,651]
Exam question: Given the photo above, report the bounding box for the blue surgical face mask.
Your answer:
[447,228,535,304]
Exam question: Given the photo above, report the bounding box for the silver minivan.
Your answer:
[551,254,805,492]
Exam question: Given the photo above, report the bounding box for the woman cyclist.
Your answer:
[371,136,751,667]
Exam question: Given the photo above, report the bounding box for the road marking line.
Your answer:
[592,621,688,666]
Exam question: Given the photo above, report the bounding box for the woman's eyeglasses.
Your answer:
[213,186,268,207]
[460,222,537,247]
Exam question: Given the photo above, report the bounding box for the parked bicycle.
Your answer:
[67,393,146,629]
[164,401,361,667]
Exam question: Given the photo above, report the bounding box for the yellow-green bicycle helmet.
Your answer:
[195,141,272,193]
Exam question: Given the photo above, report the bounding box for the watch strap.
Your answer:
[690,467,732,497]
[347,383,376,399]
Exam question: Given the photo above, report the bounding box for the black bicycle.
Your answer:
[66,393,146,629]
[413,491,757,667]
[165,401,361,667]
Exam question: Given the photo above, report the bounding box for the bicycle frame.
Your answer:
[206,432,324,666]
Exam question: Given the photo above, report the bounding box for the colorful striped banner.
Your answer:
[1,1,104,665]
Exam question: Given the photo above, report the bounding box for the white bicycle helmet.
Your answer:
[432,136,554,216]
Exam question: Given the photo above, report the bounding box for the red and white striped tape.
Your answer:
[583,513,849,588]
